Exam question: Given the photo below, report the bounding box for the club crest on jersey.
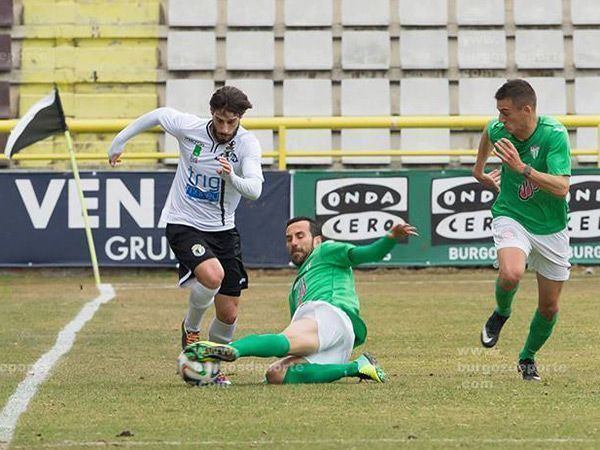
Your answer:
[529,145,539,159]
[191,144,204,163]
[519,179,539,201]
[223,141,239,162]
[294,277,307,306]
[191,244,206,257]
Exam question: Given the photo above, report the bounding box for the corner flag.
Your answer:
[3,87,101,285]
[4,87,67,159]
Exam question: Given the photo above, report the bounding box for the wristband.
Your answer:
[522,165,532,178]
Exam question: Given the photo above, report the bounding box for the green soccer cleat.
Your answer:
[184,341,239,363]
[355,352,387,383]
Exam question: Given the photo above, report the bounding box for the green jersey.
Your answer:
[487,115,571,235]
[288,240,368,347]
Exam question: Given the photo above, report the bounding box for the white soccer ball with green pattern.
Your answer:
[177,351,220,386]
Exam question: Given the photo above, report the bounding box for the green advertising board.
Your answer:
[293,169,600,266]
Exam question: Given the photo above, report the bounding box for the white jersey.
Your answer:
[157,108,264,232]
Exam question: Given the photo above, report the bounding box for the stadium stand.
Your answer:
[15,0,159,167]
[2,0,599,168]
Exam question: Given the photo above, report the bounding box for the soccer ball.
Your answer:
[177,350,220,386]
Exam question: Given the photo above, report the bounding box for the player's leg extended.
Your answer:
[188,318,318,362]
[265,303,386,384]
[481,246,526,348]
[519,274,562,362]
[268,353,386,384]
[265,356,362,385]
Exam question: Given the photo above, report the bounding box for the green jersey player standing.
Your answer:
[187,216,418,384]
[473,79,571,381]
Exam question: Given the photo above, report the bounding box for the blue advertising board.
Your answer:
[0,171,291,268]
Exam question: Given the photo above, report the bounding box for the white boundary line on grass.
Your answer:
[12,437,597,448]
[0,284,116,446]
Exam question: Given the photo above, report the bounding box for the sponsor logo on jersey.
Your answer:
[184,136,205,146]
[191,243,206,257]
[185,167,221,202]
[191,144,204,163]
[518,179,539,201]
[530,145,539,159]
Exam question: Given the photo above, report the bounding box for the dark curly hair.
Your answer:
[209,86,253,116]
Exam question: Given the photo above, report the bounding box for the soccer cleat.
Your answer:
[181,321,201,350]
[518,359,541,382]
[355,352,387,383]
[480,311,509,348]
[184,341,239,362]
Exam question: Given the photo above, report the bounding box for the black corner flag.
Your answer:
[4,87,67,159]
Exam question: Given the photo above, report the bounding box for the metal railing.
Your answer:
[1,115,599,169]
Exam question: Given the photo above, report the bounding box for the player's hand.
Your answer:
[108,153,122,167]
[493,138,526,174]
[474,168,501,192]
[216,156,232,177]
[107,141,124,167]
[387,222,419,240]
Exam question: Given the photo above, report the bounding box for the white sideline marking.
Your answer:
[0,284,116,446]
[12,437,596,448]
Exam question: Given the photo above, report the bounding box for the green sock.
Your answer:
[230,334,290,358]
[282,362,359,384]
[495,278,518,317]
[519,309,558,361]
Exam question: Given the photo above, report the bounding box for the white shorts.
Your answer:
[291,301,355,365]
[492,216,571,281]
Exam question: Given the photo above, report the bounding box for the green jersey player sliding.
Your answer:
[185,216,418,384]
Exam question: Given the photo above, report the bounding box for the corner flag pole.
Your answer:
[64,129,101,285]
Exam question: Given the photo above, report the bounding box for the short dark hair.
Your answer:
[286,216,322,237]
[495,79,537,109]
[210,86,253,116]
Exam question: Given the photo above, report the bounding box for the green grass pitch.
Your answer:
[1,268,599,449]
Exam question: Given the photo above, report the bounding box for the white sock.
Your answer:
[209,317,237,343]
[184,281,219,332]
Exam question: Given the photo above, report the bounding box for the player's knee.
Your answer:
[539,304,559,320]
[498,269,522,288]
[195,268,224,289]
[264,366,286,385]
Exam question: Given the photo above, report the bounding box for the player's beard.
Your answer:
[291,244,313,266]
[212,124,239,144]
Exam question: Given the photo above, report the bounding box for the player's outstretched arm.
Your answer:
[348,222,419,266]
[107,108,169,167]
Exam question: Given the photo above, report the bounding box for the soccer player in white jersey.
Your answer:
[108,86,264,385]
